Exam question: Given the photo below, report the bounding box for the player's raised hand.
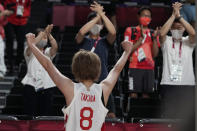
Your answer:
[26,33,36,46]
[121,41,133,54]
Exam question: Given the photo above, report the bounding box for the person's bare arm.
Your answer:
[26,31,46,56]
[26,29,74,105]
[101,41,133,105]
[75,14,101,44]
[160,15,176,44]
[0,10,13,18]
[152,39,159,57]
[152,27,159,57]
[179,16,195,44]
[48,34,58,57]
[160,2,182,44]
[91,2,116,44]
[101,12,116,44]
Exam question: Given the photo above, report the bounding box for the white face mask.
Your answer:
[170,30,184,40]
[90,24,103,35]
[36,40,47,48]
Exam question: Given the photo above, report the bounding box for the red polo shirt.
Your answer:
[3,0,31,25]
[124,26,160,70]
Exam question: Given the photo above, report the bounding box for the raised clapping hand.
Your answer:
[154,27,160,38]
[26,33,36,46]
[140,25,144,39]
[172,2,182,18]
[2,10,13,16]
[90,1,104,15]
[121,41,133,54]
[44,24,53,36]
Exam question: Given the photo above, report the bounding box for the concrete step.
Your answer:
[0,76,15,110]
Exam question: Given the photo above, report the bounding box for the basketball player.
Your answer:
[25,25,133,131]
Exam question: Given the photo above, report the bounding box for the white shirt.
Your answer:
[62,83,108,131]
[160,36,195,85]
[22,47,56,90]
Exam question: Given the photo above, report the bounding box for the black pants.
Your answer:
[106,94,116,114]
[23,85,54,116]
[160,85,195,131]
[4,22,26,67]
[128,68,154,93]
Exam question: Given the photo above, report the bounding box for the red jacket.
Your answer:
[2,0,31,25]
[124,26,160,70]
[0,4,7,38]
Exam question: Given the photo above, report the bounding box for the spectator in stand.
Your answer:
[160,2,195,131]
[75,2,117,118]
[180,0,195,27]
[124,6,160,99]
[2,0,31,74]
[22,25,58,116]
[0,4,13,78]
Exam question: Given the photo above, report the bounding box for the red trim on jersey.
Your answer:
[101,123,105,131]
[64,115,68,123]
[0,4,6,38]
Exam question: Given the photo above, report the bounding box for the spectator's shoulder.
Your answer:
[183,36,196,47]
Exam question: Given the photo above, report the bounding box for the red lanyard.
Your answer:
[172,38,182,58]
[91,37,100,52]
[94,38,100,47]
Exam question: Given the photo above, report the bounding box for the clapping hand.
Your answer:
[172,2,182,18]
[26,33,36,46]
[90,1,104,15]
[121,41,133,54]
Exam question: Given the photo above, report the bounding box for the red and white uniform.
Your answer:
[3,0,31,25]
[62,83,108,131]
[124,26,160,70]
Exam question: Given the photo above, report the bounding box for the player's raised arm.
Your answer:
[26,26,74,105]
[101,41,133,105]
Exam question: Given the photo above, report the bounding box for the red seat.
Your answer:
[104,122,124,131]
[117,7,139,27]
[123,123,138,131]
[0,120,29,131]
[75,6,91,26]
[30,120,64,131]
[53,5,75,30]
[138,124,174,131]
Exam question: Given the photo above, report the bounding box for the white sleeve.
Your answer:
[183,36,196,48]
[161,36,169,51]
[44,47,56,60]
[24,46,32,63]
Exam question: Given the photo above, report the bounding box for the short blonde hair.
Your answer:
[72,50,101,82]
